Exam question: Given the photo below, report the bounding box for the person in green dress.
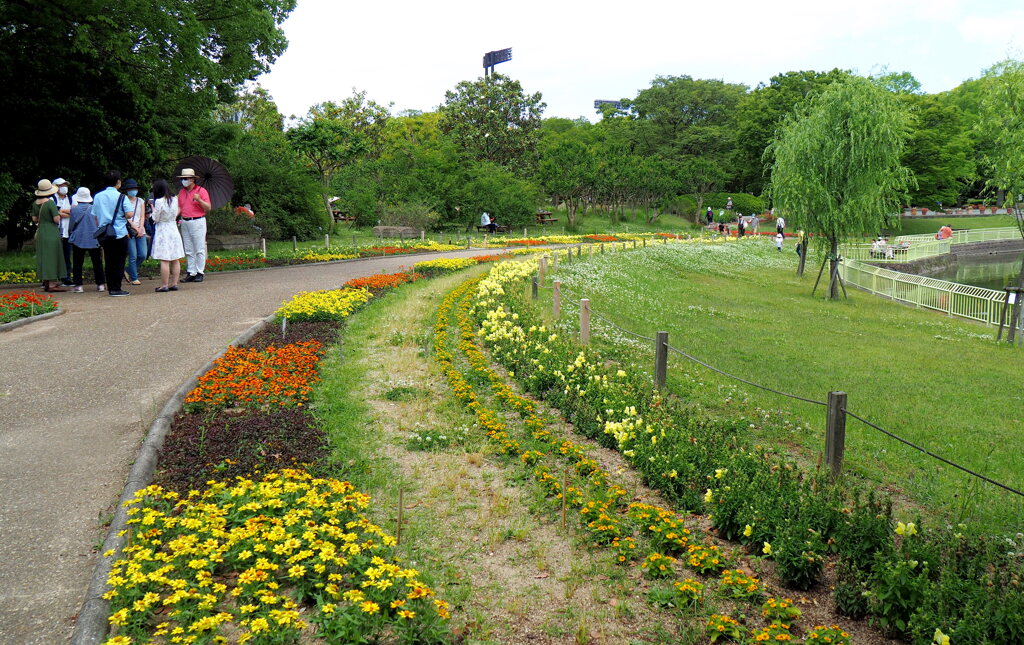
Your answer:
[32,179,67,292]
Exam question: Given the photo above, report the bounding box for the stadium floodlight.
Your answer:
[482,48,512,76]
[593,100,623,110]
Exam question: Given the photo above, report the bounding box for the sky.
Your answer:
[259,0,1023,121]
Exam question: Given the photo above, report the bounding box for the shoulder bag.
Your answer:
[94,193,127,243]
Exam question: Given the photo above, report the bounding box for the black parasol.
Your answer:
[173,156,234,210]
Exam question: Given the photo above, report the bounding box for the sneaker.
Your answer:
[182,274,196,283]
[97,284,106,292]
[193,273,204,283]
[108,290,130,297]
[72,286,84,293]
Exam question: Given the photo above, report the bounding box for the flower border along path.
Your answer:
[434,265,859,644]
[85,257,523,645]
[0,290,62,331]
[467,251,1024,643]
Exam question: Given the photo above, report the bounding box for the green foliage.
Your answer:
[287,113,367,220]
[0,0,294,244]
[733,69,850,194]
[439,73,546,174]
[539,135,596,229]
[378,201,439,231]
[456,162,540,228]
[902,94,976,207]
[768,75,913,296]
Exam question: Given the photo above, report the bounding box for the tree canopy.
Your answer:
[768,76,913,298]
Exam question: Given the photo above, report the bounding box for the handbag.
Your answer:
[93,193,126,243]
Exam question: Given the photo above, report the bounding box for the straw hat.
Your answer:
[34,179,58,197]
[73,186,93,203]
[177,168,199,179]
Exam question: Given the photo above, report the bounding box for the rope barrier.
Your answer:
[842,409,1024,498]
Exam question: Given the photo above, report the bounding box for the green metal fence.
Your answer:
[839,259,1010,325]
[894,226,1022,246]
[842,238,951,263]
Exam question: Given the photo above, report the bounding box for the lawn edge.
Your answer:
[0,307,64,332]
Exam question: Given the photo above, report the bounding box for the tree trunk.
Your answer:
[829,237,840,300]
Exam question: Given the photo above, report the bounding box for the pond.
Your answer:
[929,251,1024,291]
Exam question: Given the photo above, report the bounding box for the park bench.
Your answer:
[476,224,511,233]
[536,210,558,225]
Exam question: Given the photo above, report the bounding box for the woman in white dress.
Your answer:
[149,179,185,292]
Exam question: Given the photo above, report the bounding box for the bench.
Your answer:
[536,211,558,225]
[476,224,511,233]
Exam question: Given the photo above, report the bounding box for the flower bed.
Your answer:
[202,255,268,271]
[103,470,449,644]
[344,271,423,293]
[412,257,478,275]
[0,290,58,323]
[467,252,1024,643]
[434,267,843,642]
[0,270,38,285]
[584,234,620,242]
[274,288,373,322]
[184,341,325,410]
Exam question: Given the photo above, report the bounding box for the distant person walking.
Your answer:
[737,216,746,237]
[775,232,784,251]
[52,178,73,285]
[149,179,184,292]
[32,179,67,292]
[725,196,733,211]
[706,206,713,227]
[177,168,211,283]
[67,187,105,292]
[123,179,148,286]
[93,170,133,297]
[776,214,786,235]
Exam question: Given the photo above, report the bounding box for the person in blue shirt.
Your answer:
[93,170,134,296]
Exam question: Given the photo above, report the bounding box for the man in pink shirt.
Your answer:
[177,168,212,282]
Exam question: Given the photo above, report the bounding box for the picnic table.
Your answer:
[536,210,558,225]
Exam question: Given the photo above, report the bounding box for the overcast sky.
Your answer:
[259,0,1023,121]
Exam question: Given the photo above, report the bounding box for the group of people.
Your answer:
[32,168,212,296]
[704,205,787,240]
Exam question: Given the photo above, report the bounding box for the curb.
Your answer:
[0,307,64,332]
[69,313,274,645]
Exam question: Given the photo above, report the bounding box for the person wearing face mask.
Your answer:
[32,179,67,292]
[51,178,73,285]
[122,178,148,285]
[176,168,211,283]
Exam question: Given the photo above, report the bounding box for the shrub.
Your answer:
[378,200,440,231]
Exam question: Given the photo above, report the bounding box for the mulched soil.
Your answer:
[246,320,340,350]
[154,408,329,495]
[153,319,341,495]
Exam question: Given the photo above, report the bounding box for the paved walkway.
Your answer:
[0,250,490,643]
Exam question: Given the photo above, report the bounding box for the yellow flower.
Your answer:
[896,521,917,537]
[762,542,772,556]
[933,628,950,645]
[714,468,728,479]
[360,601,380,614]
[704,489,713,503]
[743,525,753,537]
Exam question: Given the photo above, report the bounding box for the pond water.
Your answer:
[928,251,1024,291]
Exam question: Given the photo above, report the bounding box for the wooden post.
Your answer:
[825,391,847,481]
[580,299,590,345]
[577,245,582,258]
[531,275,538,300]
[561,468,568,530]
[553,280,561,317]
[589,245,594,259]
[553,253,559,271]
[292,235,297,252]
[643,238,646,248]
[654,331,669,390]
[523,227,528,237]
[260,238,266,258]
[281,317,287,339]
[324,233,329,249]
[483,234,488,248]
[421,230,425,241]
[600,243,605,254]
[396,487,404,546]
[633,240,637,249]
[352,234,357,249]
[539,255,547,284]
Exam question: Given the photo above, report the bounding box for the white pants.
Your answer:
[179,217,207,276]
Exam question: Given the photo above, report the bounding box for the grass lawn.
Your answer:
[546,238,1024,533]
[886,214,1018,236]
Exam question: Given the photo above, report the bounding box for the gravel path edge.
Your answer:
[0,308,64,332]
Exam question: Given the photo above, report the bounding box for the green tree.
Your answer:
[733,69,849,194]
[625,75,748,164]
[287,114,367,225]
[439,73,546,174]
[679,157,728,221]
[539,138,596,230]
[902,94,975,209]
[0,0,295,246]
[768,76,913,298]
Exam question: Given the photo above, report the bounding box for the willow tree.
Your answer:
[768,76,912,298]
[978,60,1024,339]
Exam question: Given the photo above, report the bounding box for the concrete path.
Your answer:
[0,250,491,644]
